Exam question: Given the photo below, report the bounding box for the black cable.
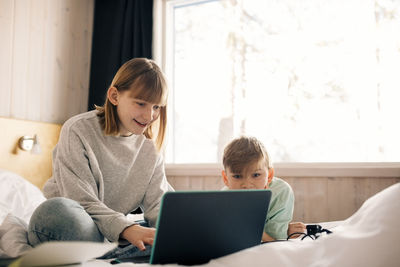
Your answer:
[321,229,332,234]
[287,232,306,240]
[286,225,333,241]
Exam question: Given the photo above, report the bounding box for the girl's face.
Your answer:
[222,159,272,190]
[109,87,162,136]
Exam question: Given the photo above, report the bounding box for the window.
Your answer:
[156,0,400,164]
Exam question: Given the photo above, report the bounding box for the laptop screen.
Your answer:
[150,190,271,265]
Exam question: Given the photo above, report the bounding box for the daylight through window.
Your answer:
[162,0,400,164]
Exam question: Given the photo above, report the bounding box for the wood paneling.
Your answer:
[0,0,14,114]
[0,117,61,189]
[0,0,94,124]
[166,175,400,223]
[288,176,400,222]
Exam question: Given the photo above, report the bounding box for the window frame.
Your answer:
[165,162,400,178]
[153,0,400,177]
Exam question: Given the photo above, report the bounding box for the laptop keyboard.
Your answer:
[98,244,152,262]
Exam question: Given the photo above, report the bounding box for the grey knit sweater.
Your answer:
[43,110,171,242]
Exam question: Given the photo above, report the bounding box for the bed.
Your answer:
[0,117,399,266]
[1,173,399,267]
[0,117,61,259]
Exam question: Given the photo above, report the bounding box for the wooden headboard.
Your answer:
[0,117,61,189]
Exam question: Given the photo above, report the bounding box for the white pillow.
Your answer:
[0,169,46,224]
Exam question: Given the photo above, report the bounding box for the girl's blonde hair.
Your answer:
[222,136,272,173]
[96,58,168,151]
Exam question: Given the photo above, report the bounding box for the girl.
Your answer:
[28,58,172,252]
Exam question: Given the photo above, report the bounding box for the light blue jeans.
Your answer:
[28,197,151,260]
[28,197,104,245]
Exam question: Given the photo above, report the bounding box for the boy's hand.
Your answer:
[120,224,156,250]
[261,232,275,242]
[287,222,306,239]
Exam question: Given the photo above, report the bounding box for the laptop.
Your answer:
[116,190,271,265]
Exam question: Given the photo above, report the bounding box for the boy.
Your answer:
[221,136,305,241]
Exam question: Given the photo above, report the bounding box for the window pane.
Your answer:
[166,0,400,163]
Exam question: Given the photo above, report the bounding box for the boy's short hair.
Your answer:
[222,136,272,173]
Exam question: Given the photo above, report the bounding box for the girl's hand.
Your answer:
[120,224,156,251]
[287,222,306,239]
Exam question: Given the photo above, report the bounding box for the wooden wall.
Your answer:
[0,117,61,189]
[0,0,94,124]
[167,172,400,223]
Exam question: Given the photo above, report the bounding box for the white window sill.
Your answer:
[165,162,400,178]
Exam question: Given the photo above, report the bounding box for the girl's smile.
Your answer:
[133,119,148,128]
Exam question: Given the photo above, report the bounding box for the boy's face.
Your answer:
[222,159,273,190]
